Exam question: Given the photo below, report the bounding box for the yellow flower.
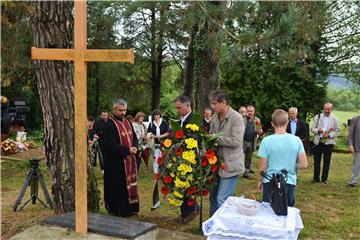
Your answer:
[208,155,217,164]
[167,163,173,169]
[185,124,200,132]
[185,138,198,149]
[187,175,193,181]
[163,139,172,148]
[177,163,193,175]
[170,172,175,177]
[190,124,199,132]
[168,197,182,206]
[182,150,196,165]
[173,191,184,198]
[174,177,191,189]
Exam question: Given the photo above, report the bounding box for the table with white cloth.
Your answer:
[202,197,304,240]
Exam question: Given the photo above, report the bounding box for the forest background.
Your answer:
[2,1,359,132]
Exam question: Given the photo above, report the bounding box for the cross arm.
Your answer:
[31,47,75,61]
[84,48,134,64]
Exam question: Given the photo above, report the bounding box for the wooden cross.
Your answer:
[31,1,134,234]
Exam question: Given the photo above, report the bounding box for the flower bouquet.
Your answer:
[151,113,221,227]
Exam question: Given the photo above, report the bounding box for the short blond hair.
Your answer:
[134,112,145,122]
[272,109,289,127]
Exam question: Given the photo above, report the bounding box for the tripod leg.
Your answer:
[13,169,34,212]
[18,196,34,211]
[34,195,50,209]
[38,172,53,209]
[31,175,39,204]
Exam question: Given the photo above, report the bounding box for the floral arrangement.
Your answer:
[158,116,221,207]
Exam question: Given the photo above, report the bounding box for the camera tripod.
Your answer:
[13,158,53,212]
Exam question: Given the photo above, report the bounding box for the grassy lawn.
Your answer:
[1,151,359,239]
[332,110,360,125]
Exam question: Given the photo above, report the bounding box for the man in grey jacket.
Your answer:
[311,103,340,184]
[348,115,360,187]
[209,89,245,216]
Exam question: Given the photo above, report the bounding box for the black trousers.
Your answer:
[313,143,334,181]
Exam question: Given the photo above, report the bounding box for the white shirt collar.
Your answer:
[180,112,191,127]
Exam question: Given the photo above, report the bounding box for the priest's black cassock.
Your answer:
[102,115,139,217]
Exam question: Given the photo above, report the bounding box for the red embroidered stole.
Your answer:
[109,116,138,204]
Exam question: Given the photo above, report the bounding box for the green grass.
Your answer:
[332,110,360,125]
[2,152,360,239]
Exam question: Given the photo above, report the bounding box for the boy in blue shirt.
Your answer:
[257,109,308,206]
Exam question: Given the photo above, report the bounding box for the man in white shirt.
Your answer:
[311,103,340,184]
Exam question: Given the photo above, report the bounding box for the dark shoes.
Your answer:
[349,183,356,187]
[243,174,253,180]
[311,179,320,183]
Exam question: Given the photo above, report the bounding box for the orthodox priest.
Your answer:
[102,99,139,217]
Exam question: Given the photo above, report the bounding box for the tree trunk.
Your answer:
[183,17,199,99]
[195,2,224,112]
[92,62,100,117]
[154,3,168,110]
[150,5,158,110]
[31,1,100,213]
[31,1,75,213]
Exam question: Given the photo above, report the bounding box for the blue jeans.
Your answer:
[210,175,239,217]
[263,183,296,207]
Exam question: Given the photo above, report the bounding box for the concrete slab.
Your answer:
[43,212,157,239]
[9,225,205,240]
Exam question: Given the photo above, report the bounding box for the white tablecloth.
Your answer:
[202,197,304,240]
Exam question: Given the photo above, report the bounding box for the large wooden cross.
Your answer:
[31,1,134,234]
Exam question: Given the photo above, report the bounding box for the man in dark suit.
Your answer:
[286,107,310,154]
[174,95,199,223]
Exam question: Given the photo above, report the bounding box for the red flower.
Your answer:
[187,198,196,206]
[161,186,170,195]
[205,149,215,158]
[255,119,261,125]
[163,176,173,184]
[187,186,197,195]
[157,157,163,166]
[201,189,209,196]
[175,146,183,156]
[221,163,227,171]
[211,165,218,173]
[202,158,208,167]
[161,150,166,157]
[175,130,185,139]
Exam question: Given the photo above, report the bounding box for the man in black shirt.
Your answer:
[94,110,109,170]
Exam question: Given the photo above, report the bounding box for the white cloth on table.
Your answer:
[203,197,304,240]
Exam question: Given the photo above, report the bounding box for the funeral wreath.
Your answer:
[158,115,222,207]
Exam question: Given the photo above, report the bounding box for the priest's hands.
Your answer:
[130,147,138,155]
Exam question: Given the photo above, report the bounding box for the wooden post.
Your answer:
[74,1,87,234]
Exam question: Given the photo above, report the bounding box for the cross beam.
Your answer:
[32,48,134,63]
[31,0,134,234]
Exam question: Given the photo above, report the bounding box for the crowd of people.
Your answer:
[86,89,359,223]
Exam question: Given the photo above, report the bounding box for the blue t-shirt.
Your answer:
[257,133,305,185]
